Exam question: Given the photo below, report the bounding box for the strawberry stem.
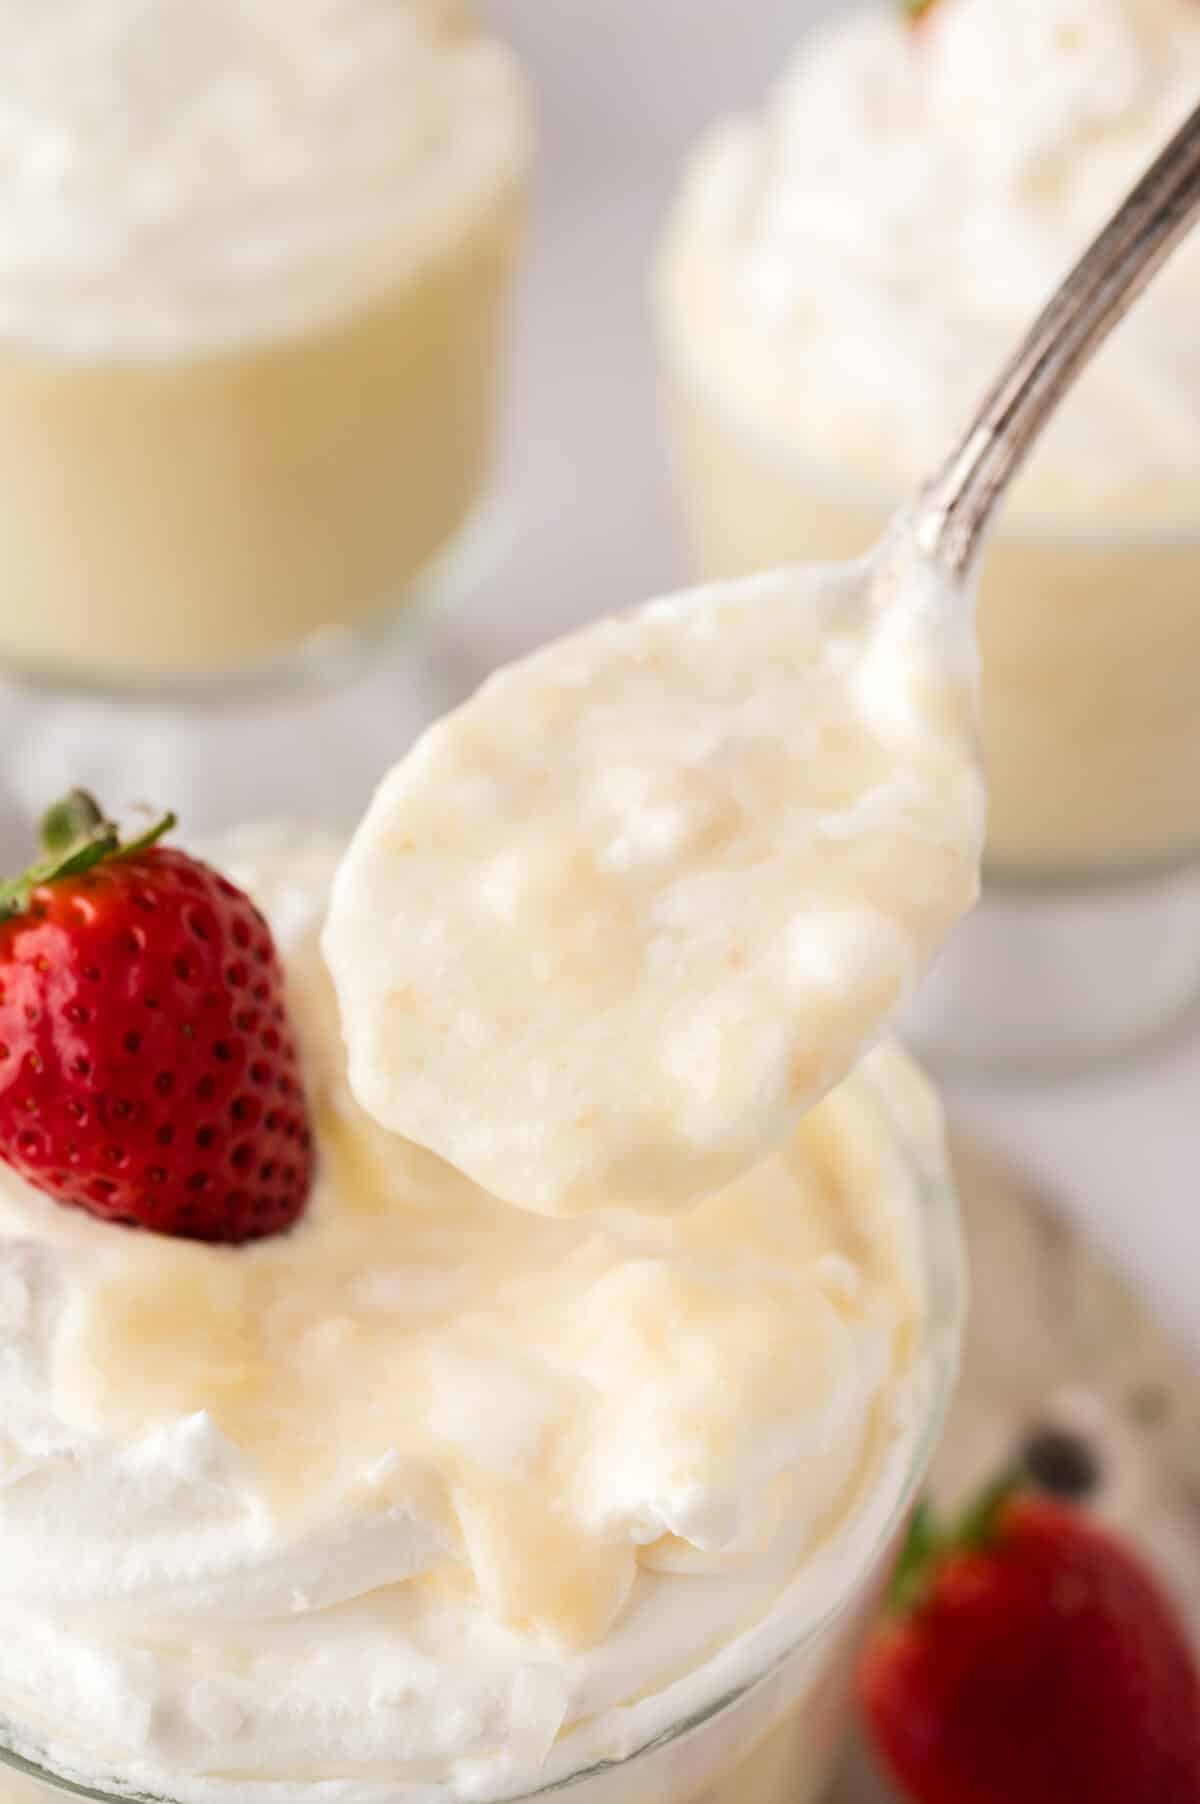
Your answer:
[0,791,176,922]
[902,0,941,22]
[118,809,179,860]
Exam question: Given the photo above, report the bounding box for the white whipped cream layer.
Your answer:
[0,0,532,358]
[656,0,1200,526]
[326,544,981,1217]
[0,825,948,1804]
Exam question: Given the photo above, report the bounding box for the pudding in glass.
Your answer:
[0,0,532,690]
[654,0,1200,1063]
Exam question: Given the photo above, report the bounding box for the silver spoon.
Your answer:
[914,95,1200,579]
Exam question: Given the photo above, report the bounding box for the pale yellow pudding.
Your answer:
[655,0,1200,881]
[0,0,532,688]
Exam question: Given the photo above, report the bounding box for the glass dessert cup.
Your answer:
[658,362,1200,1073]
[0,1078,965,1804]
[0,188,524,701]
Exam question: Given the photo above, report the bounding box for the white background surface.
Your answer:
[0,0,1195,1358]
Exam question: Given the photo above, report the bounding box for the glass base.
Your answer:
[904,860,1200,1077]
[4,494,505,706]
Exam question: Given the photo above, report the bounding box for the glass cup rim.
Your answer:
[0,1058,967,1804]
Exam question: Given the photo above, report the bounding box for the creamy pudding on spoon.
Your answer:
[325,528,982,1214]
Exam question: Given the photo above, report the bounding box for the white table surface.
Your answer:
[0,0,1195,1361]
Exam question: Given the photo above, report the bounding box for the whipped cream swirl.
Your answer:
[657,0,1200,524]
[0,0,532,357]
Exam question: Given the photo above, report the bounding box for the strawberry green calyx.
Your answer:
[888,1472,1024,1614]
[954,1469,1024,1550]
[40,788,111,856]
[888,1500,941,1614]
[0,790,176,921]
[902,0,942,23]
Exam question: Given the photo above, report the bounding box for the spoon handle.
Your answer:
[913,98,1200,580]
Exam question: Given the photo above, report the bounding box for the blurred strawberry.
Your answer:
[860,1477,1200,1804]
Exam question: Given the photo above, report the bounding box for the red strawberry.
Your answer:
[0,791,313,1242]
[860,1478,1200,1804]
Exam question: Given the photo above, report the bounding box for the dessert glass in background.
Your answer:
[0,821,967,1804]
[654,0,1200,1070]
[0,0,532,694]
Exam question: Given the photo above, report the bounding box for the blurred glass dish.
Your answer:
[653,0,1200,1070]
[0,0,532,695]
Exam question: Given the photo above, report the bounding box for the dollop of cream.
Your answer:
[0,825,947,1803]
[656,0,1200,524]
[0,0,532,358]
[325,540,982,1216]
